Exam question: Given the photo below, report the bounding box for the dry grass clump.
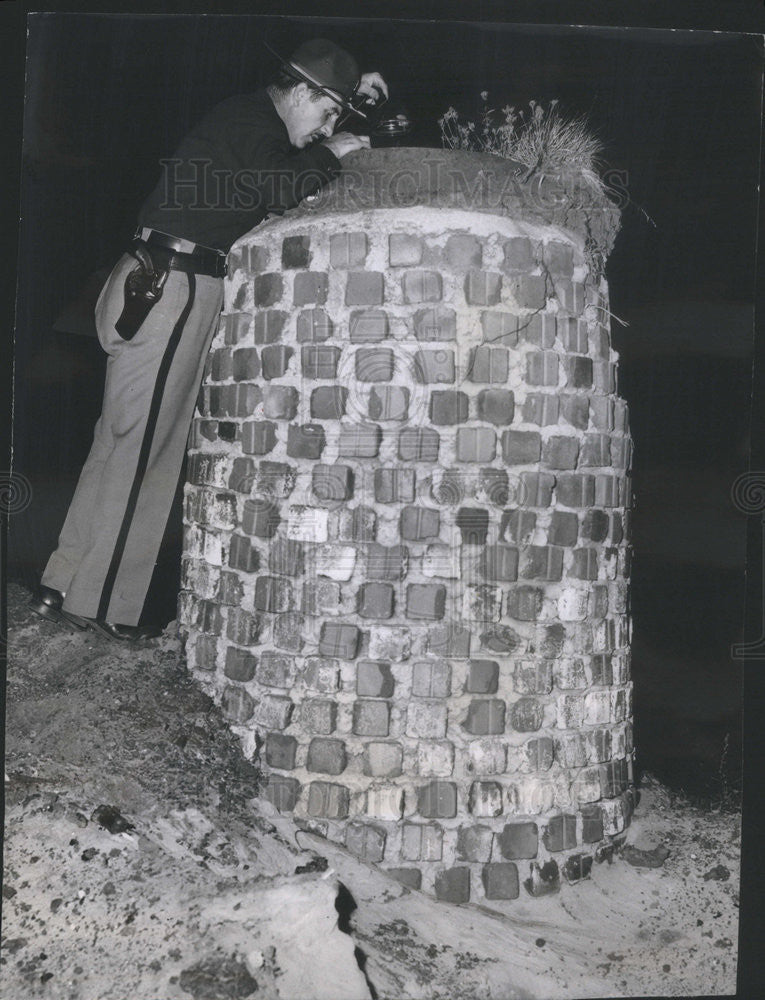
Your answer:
[439,94,603,179]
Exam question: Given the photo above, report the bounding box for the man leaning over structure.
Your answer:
[31,38,388,641]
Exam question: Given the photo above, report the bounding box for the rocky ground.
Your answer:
[3,582,740,999]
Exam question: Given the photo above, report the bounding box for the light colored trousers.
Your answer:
[42,253,223,625]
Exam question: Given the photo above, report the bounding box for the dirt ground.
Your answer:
[2,582,740,999]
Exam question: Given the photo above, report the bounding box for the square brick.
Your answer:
[446,233,482,269]
[406,701,448,738]
[330,231,367,267]
[417,781,457,819]
[398,427,440,461]
[282,234,311,269]
[406,583,446,620]
[367,543,408,580]
[288,505,329,543]
[480,311,517,346]
[456,825,493,862]
[416,740,455,777]
[543,814,578,852]
[312,464,354,501]
[224,647,256,682]
[503,237,535,271]
[469,780,503,817]
[427,622,472,658]
[287,423,325,459]
[230,347,257,381]
[499,509,537,544]
[434,867,471,903]
[413,349,455,384]
[296,308,333,342]
[565,355,593,388]
[337,423,382,458]
[368,386,409,422]
[466,660,499,694]
[228,534,260,574]
[356,348,394,382]
[403,270,442,303]
[555,474,596,508]
[481,545,519,581]
[356,659,395,696]
[307,781,349,819]
[496,822,538,860]
[463,699,506,735]
[301,698,338,734]
[242,498,279,538]
[479,468,510,506]
[527,351,559,387]
[465,270,502,306]
[346,271,384,305]
[318,622,360,659]
[266,733,298,770]
[253,273,283,307]
[560,394,590,429]
[352,699,390,736]
[374,467,416,503]
[345,823,386,863]
[388,233,423,266]
[429,390,469,425]
[402,823,443,861]
[253,694,294,730]
[510,274,547,309]
[413,306,457,342]
[310,385,348,420]
[307,738,347,775]
[468,345,509,383]
[510,697,544,732]
[362,741,403,778]
[523,392,559,425]
[476,389,514,425]
[357,584,395,620]
[520,545,564,581]
[412,659,451,697]
[482,862,520,899]
[293,271,328,305]
[463,585,502,622]
[350,309,388,343]
[521,312,556,348]
[456,506,489,545]
[542,435,579,470]
[249,309,285,344]
[513,660,553,694]
[301,345,341,379]
[256,650,297,688]
[501,430,541,464]
[548,511,579,546]
[301,579,341,617]
[263,385,299,420]
[456,427,496,462]
[263,775,301,812]
[241,421,276,455]
[400,507,440,540]
[268,537,304,576]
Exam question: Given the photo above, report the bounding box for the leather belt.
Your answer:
[131,233,227,279]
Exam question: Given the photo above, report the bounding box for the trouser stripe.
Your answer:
[97,272,197,622]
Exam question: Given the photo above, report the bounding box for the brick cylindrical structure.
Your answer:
[180,149,633,903]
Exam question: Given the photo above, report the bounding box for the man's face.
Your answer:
[285,84,343,148]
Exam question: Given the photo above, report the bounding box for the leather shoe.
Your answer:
[59,610,162,642]
[29,586,87,630]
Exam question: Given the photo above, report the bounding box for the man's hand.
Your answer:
[357,72,389,104]
[322,132,371,158]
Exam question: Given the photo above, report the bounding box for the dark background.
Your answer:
[2,3,764,993]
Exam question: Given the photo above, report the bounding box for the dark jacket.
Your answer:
[138,89,341,252]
